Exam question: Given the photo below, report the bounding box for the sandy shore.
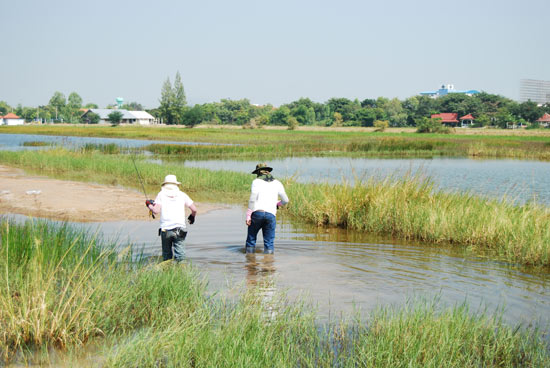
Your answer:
[0,165,222,222]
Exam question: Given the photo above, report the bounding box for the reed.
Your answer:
[286,175,550,267]
[340,299,550,367]
[21,141,54,147]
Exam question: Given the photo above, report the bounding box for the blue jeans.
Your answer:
[246,211,276,254]
[161,228,187,261]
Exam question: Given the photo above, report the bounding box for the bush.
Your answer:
[416,117,450,134]
[373,120,389,132]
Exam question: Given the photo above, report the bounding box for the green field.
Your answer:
[3,125,550,160]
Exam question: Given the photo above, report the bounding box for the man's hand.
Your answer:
[187,214,195,225]
[145,199,155,207]
[246,219,251,226]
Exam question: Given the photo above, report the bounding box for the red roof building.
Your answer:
[460,114,475,120]
[2,113,20,119]
[431,113,458,123]
[536,113,550,123]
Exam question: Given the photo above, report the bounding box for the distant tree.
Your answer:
[49,91,66,120]
[361,98,377,108]
[84,103,98,109]
[269,106,291,126]
[108,111,124,126]
[516,100,542,122]
[122,102,144,111]
[416,117,449,133]
[82,111,100,124]
[326,97,358,122]
[48,91,66,110]
[159,77,175,124]
[181,105,203,127]
[173,71,187,123]
[495,108,515,128]
[0,101,10,115]
[356,108,377,127]
[67,92,82,109]
[473,114,491,127]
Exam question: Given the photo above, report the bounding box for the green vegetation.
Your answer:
[3,125,550,160]
[107,111,123,126]
[2,219,548,366]
[288,176,550,267]
[21,141,54,147]
[5,89,550,128]
[0,149,549,267]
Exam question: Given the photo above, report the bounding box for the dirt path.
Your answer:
[0,165,222,222]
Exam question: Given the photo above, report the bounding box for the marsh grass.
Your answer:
[1,219,548,366]
[81,143,121,154]
[286,175,550,267]
[21,141,54,147]
[3,125,550,159]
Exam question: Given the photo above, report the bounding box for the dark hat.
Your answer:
[252,163,273,175]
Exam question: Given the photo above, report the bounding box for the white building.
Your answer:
[81,109,157,125]
[129,110,156,125]
[0,113,25,125]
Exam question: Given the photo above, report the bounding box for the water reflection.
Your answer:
[245,252,278,320]
[0,133,218,151]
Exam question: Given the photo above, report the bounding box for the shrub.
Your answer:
[373,120,389,132]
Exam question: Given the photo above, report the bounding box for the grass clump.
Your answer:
[286,175,550,267]
[341,299,550,367]
[21,141,54,147]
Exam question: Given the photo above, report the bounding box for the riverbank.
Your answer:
[0,165,221,222]
[2,219,548,366]
[0,149,549,267]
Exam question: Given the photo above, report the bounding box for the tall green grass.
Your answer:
[3,125,550,159]
[1,219,548,366]
[286,175,550,267]
[0,149,549,266]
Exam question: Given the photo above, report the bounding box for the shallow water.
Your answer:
[87,206,550,327]
[181,157,550,205]
[0,133,216,151]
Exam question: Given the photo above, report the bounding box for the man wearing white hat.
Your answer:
[146,174,197,261]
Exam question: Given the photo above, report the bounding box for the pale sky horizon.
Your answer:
[1,0,548,109]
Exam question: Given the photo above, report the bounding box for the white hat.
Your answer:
[162,174,181,186]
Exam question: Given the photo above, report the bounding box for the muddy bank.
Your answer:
[0,165,223,222]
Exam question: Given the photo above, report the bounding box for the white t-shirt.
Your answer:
[248,178,289,216]
[154,186,194,230]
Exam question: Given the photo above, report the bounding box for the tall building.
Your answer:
[519,79,550,104]
[420,84,480,99]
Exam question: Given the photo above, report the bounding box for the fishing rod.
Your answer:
[130,154,155,219]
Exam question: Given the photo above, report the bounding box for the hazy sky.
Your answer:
[1,0,548,108]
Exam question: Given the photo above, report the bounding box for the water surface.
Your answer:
[181,157,550,204]
[90,206,550,327]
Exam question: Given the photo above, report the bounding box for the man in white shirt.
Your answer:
[245,163,289,254]
[146,174,197,261]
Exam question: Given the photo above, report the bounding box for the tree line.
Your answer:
[2,75,550,128]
